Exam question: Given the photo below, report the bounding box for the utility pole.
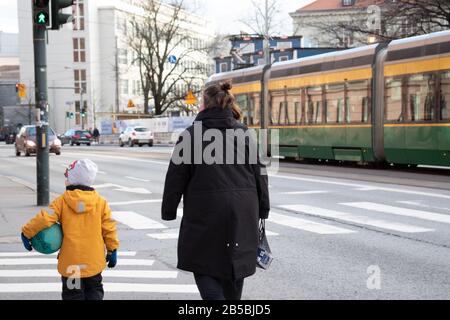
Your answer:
[33,1,50,206]
[263,0,271,65]
[80,88,84,130]
[32,0,74,206]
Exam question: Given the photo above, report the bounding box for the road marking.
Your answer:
[0,258,155,266]
[126,176,151,182]
[0,283,198,294]
[280,204,434,233]
[110,199,162,206]
[398,201,450,212]
[63,152,168,166]
[93,183,152,195]
[269,212,356,235]
[113,211,167,230]
[271,174,450,199]
[281,191,329,195]
[342,202,450,224]
[0,251,137,258]
[0,270,178,279]
[147,233,179,240]
[175,211,279,236]
[98,171,107,175]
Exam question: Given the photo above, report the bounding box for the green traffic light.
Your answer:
[36,11,49,25]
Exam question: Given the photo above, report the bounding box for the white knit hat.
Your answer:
[65,159,98,187]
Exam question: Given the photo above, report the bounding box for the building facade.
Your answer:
[0,32,19,108]
[18,0,215,134]
[290,0,447,49]
[214,35,339,73]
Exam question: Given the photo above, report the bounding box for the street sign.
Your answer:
[128,100,135,108]
[185,90,198,105]
[168,55,177,64]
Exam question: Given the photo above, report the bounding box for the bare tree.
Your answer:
[127,0,212,116]
[239,0,283,36]
[305,0,450,47]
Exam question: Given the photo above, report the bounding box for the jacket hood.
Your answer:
[63,189,99,214]
[195,107,237,129]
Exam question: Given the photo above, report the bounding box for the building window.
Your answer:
[120,80,129,95]
[73,0,85,31]
[220,63,228,73]
[74,69,87,94]
[73,38,86,62]
[277,42,292,50]
[118,48,128,65]
[74,100,87,125]
[342,0,354,6]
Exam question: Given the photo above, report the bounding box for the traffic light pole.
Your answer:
[33,24,50,207]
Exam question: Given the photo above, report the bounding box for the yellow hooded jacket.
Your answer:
[22,189,119,278]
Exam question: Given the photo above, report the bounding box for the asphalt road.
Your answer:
[0,143,450,300]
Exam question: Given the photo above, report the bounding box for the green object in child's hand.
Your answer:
[31,224,63,255]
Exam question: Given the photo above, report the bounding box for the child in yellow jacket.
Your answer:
[21,159,119,300]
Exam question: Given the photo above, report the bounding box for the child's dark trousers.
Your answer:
[61,273,104,300]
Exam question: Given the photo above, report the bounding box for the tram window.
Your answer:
[251,93,261,125]
[440,71,450,120]
[287,91,300,125]
[295,102,302,124]
[362,97,371,123]
[406,74,435,122]
[326,84,345,124]
[347,80,371,123]
[385,78,403,122]
[236,94,251,125]
[271,92,285,125]
[307,86,322,124]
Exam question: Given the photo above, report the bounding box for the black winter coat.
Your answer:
[161,107,270,280]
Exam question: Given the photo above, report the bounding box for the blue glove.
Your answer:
[106,250,117,268]
[21,233,32,251]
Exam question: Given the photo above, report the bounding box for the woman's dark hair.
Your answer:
[203,82,242,120]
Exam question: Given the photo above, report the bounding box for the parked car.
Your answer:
[60,129,93,146]
[119,126,154,147]
[15,125,61,156]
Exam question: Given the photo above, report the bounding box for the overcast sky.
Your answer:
[0,0,314,35]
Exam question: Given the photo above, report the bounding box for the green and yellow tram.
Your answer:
[206,30,450,167]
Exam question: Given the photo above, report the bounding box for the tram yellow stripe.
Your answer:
[385,56,450,77]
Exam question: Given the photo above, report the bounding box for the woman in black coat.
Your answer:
[162,82,270,300]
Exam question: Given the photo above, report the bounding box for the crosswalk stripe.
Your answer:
[0,258,155,266]
[342,202,450,224]
[113,211,167,230]
[269,212,356,235]
[175,210,279,236]
[281,191,329,195]
[147,231,280,240]
[0,270,178,279]
[147,233,179,240]
[280,205,434,233]
[0,283,199,294]
[110,200,162,206]
[0,252,137,258]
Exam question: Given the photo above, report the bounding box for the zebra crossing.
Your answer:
[0,250,198,295]
[1,198,448,297]
[109,199,449,238]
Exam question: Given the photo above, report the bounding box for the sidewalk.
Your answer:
[0,175,46,250]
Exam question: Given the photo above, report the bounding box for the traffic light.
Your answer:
[66,112,74,119]
[81,110,87,118]
[33,0,51,28]
[17,84,27,98]
[51,0,74,30]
